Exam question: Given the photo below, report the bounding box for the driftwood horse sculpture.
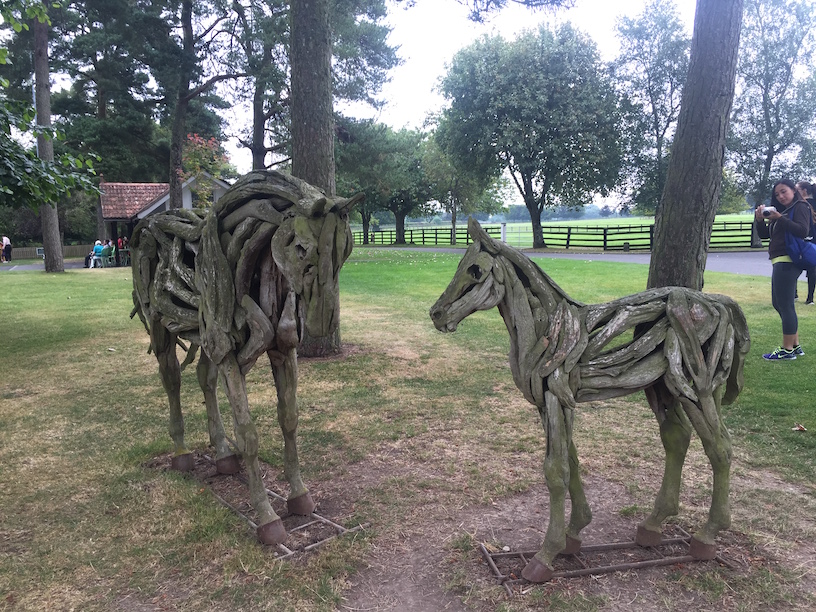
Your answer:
[430,219,750,583]
[131,169,360,545]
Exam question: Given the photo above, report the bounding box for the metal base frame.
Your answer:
[197,454,369,559]
[479,526,736,596]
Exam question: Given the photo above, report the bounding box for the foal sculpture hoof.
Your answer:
[521,557,554,583]
[216,454,240,475]
[257,519,287,545]
[689,537,718,560]
[287,492,316,516]
[170,452,195,472]
[635,525,662,547]
[562,535,582,555]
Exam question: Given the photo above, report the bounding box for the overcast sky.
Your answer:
[226,0,697,172]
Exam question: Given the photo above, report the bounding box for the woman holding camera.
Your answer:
[755,178,812,360]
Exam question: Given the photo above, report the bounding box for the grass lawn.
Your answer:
[0,249,814,611]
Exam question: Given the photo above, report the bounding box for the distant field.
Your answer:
[353,213,759,250]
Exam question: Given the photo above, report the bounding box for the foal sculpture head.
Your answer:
[430,218,506,332]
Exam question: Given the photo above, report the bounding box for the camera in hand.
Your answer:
[762,206,777,217]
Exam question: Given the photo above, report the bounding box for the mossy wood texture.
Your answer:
[430,218,750,583]
[131,169,360,543]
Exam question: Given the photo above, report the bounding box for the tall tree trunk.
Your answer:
[290,0,335,195]
[396,213,406,243]
[33,17,63,273]
[361,211,371,245]
[450,204,457,245]
[525,200,545,249]
[169,0,194,210]
[251,78,267,170]
[647,0,743,290]
[290,0,339,356]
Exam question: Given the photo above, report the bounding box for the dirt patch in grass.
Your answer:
[333,451,814,611]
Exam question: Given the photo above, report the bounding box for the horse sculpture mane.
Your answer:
[430,218,750,583]
[131,169,360,546]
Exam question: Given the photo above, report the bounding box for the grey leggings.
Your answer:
[772,262,800,335]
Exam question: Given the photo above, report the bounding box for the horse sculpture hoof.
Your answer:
[521,557,554,583]
[170,453,195,472]
[216,454,240,475]
[688,537,717,560]
[257,519,287,545]
[287,492,316,516]
[562,535,582,555]
[635,525,663,547]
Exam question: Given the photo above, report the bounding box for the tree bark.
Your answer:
[33,17,64,273]
[395,212,406,244]
[361,211,371,244]
[647,0,743,290]
[290,0,339,356]
[168,0,194,210]
[290,0,335,195]
[251,77,267,170]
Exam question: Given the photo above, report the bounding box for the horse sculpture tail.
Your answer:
[722,297,751,405]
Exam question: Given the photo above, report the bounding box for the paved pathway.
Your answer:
[0,249,775,277]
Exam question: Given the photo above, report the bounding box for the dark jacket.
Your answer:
[756,199,812,259]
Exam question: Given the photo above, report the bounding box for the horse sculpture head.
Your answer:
[430,218,507,332]
[270,192,361,338]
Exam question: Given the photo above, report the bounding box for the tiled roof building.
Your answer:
[100,182,170,221]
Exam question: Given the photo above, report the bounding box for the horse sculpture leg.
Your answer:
[680,391,732,559]
[196,353,240,475]
[219,353,286,545]
[522,391,571,583]
[272,349,315,516]
[152,324,194,472]
[637,384,692,546]
[565,438,592,552]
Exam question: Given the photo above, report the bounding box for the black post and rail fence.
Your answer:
[353,221,765,251]
[8,221,764,261]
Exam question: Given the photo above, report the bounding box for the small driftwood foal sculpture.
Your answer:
[430,219,750,583]
[131,169,360,545]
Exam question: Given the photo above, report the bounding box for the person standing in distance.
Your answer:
[795,180,816,304]
[755,179,812,359]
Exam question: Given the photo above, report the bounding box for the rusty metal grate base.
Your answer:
[197,454,369,559]
[480,526,736,596]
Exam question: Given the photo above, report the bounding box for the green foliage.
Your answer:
[421,129,504,231]
[0,99,99,210]
[613,0,689,215]
[335,117,432,242]
[438,23,624,245]
[727,0,816,205]
[717,169,749,214]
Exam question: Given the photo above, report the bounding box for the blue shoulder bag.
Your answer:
[784,202,816,269]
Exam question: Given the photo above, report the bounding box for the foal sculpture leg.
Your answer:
[565,438,592,553]
[681,392,732,559]
[637,387,692,546]
[272,349,315,516]
[220,353,286,545]
[152,324,194,472]
[196,353,239,474]
[522,391,571,583]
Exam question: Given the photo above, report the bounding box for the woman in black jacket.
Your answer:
[755,178,812,359]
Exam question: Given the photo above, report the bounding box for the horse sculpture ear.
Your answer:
[337,192,364,215]
[467,217,499,253]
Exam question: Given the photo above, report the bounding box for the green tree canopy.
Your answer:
[422,128,504,243]
[613,0,689,215]
[727,0,816,207]
[438,23,624,248]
